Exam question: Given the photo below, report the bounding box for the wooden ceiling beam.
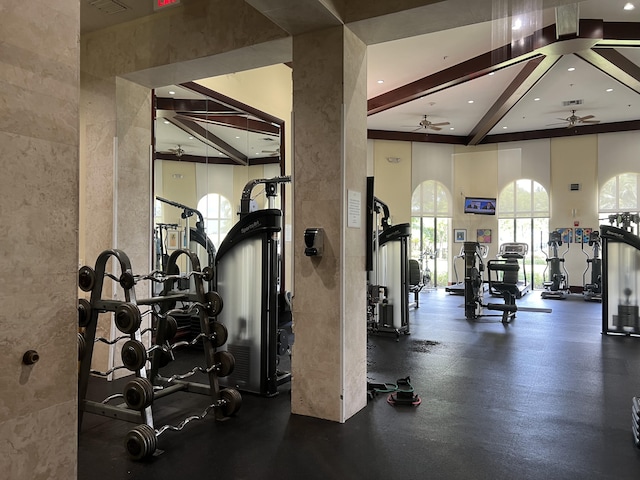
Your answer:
[576,47,640,94]
[466,54,561,146]
[176,113,280,135]
[169,117,248,166]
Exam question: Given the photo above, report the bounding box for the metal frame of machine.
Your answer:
[214,176,291,396]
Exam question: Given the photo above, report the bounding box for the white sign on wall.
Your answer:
[347,190,361,228]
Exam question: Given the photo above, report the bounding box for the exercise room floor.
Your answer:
[78,289,640,480]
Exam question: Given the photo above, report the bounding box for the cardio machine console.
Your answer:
[498,242,528,259]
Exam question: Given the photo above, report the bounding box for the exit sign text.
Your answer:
[154,0,180,10]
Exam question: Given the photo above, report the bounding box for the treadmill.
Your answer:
[490,242,530,298]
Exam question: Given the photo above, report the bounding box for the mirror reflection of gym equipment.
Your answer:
[366,178,411,338]
[541,230,570,299]
[582,230,602,302]
[215,176,292,396]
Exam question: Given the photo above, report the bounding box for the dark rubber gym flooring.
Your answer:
[78,290,640,479]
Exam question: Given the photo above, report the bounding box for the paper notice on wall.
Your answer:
[347,190,361,228]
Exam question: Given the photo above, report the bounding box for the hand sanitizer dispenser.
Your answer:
[304,228,324,257]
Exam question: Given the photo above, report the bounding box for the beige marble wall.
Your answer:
[291,25,367,422]
[0,0,79,478]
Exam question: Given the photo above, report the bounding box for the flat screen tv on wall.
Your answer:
[464,197,496,215]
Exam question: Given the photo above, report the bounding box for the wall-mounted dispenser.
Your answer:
[304,228,324,257]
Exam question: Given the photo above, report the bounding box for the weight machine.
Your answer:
[214,176,292,396]
[601,216,640,336]
[582,230,602,302]
[463,241,549,323]
[367,195,411,338]
[446,244,489,295]
[541,231,570,299]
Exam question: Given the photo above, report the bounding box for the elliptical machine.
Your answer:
[582,230,602,302]
[541,230,570,299]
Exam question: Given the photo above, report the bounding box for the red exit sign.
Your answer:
[154,0,180,10]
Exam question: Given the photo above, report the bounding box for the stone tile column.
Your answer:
[291,25,368,422]
[0,1,79,477]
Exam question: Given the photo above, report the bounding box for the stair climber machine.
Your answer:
[581,230,602,302]
[367,195,411,338]
[490,243,530,298]
[446,244,489,295]
[601,214,640,336]
[214,176,292,396]
[541,230,570,299]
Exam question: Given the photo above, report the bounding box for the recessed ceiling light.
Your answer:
[502,126,508,129]
[377,80,384,84]
[163,120,169,124]
[468,100,474,104]
[168,90,175,95]
[449,127,455,131]
[606,88,614,92]
[235,136,240,139]
[189,136,194,139]
[624,3,635,11]
[534,97,541,101]
[488,72,495,76]
[568,67,576,71]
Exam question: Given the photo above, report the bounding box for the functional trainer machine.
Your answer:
[367,195,411,338]
[581,230,602,302]
[601,220,640,336]
[541,231,570,299]
[214,176,291,396]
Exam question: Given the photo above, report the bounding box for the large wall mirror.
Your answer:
[152,78,289,295]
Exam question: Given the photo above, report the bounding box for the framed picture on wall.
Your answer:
[167,230,180,250]
[454,229,467,243]
[477,228,492,243]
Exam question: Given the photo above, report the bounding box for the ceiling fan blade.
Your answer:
[429,126,442,131]
[581,119,600,124]
[412,126,424,132]
[546,122,567,126]
[430,122,450,127]
[578,115,595,121]
[555,117,569,122]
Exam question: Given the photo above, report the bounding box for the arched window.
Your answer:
[498,179,549,289]
[197,193,233,248]
[411,180,452,287]
[599,172,640,214]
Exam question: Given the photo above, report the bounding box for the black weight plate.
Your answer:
[124,424,157,461]
[124,377,154,410]
[78,266,95,292]
[214,351,235,377]
[219,387,242,417]
[205,291,223,316]
[210,321,228,348]
[201,266,214,282]
[115,303,142,334]
[121,340,147,371]
[164,315,178,341]
[119,271,136,290]
[78,299,92,328]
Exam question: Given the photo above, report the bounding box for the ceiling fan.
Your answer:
[261,147,280,157]
[412,115,450,132]
[548,110,600,128]
[163,145,185,157]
